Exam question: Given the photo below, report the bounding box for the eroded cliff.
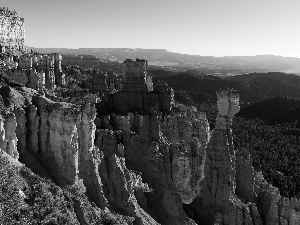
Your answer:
[2,7,300,225]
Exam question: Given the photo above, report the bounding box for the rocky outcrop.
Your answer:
[2,69,28,86]
[252,172,300,225]
[94,103,209,224]
[106,71,122,92]
[96,130,158,224]
[186,89,252,225]
[122,58,150,92]
[51,53,65,86]
[0,7,25,52]
[83,70,108,94]
[1,68,45,92]
[0,86,27,160]
[0,25,62,91]
[3,10,300,223]
[0,113,19,159]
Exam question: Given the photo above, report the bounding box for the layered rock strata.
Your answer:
[97,59,174,115]
[0,11,63,91]
[0,113,19,159]
[0,7,25,52]
[83,70,108,93]
[95,103,209,224]
[2,13,300,223]
[187,89,251,225]
[3,80,300,225]
[122,58,150,92]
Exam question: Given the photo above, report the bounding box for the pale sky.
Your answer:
[3,0,300,57]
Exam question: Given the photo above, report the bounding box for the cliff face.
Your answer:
[0,86,158,224]
[186,89,247,225]
[2,84,300,225]
[94,103,209,224]
[2,8,300,223]
[0,113,19,160]
[0,7,25,52]
[0,85,209,224]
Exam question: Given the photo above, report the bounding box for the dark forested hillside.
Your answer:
[153,73,233,104]
[227,72,300,102]
[153,72,300,105]
[238,96,300,126]
[231,95,300,198]
[232,117,300,198]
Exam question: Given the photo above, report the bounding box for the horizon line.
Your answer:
[27,47,300,59]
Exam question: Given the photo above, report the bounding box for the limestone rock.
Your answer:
[96,129,158,224]
[0,7,25,52]
[249,203,263,225]
[236,147,256,203]
[15,108,26,156]
[113,105,209,224]
[215,89,240,130]
[122,58,150,92]
[0,113,19,159]
[33,97,81,185]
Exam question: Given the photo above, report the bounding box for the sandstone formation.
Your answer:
[0,9,65,92]
[0,7,26,53]
[3,7,300,225]
[122,58,150,92]
[93,103,210,224]
[187,89,251,225]
[83,69,108,94]
[0,113,18,160]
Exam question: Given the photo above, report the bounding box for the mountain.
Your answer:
[29,48,300,75]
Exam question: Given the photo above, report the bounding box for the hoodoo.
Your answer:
[2,7,300,225]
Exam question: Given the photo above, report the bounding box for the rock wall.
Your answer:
[83,70,108,93]
[2,69,28,85]
[30,97,81,185]
[3,82,300,225]
[51,53,65,86]
[186,89,252,225]
[95,103,209,224]
[122,58,150,92]
[1,52,62,91]
[2,17,300,224]
[0,7,25,52]
[0,113,19,159]
[2,69,45,91]
[97,79,174,115]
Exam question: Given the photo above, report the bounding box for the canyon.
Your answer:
[1,7,300,225]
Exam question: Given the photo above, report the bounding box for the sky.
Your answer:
[2,0,300,57]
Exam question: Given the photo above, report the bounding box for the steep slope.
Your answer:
[0,149,133,225]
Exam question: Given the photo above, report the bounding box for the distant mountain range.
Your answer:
[29,48,300,75]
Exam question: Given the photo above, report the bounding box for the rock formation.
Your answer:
[0,113,19,160]
[96,58,174,115]
[3,7,300,225]
[122,58,150,92]
[83,69,109,94]
[0,7,26,53]
[0,10,64,91]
